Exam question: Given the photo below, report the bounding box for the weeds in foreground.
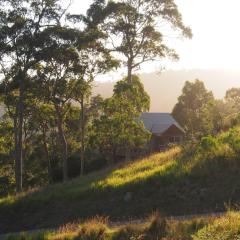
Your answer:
[74,216,108,240]
[192,212,240,240]
[7,212,240,240]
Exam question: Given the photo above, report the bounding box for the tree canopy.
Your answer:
[87,0,192,83]
[172,79,215,138]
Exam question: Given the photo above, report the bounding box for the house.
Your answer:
[140,112,185,151]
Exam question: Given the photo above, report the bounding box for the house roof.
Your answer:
[139,112,184,135]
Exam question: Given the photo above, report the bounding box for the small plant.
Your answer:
[74,216,108,240]
[168,218,208,240]
[145,211,167,239]
[193,212,240,240]
[112,224,143,240]
[57,222,80,234]
[198,136,218,152]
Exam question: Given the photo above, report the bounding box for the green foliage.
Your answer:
[193,212,240,240]
[0,147,181,232]
[0,119,15,196]
[225,88,240,111]
[4,130,240,237]
[95,0,192,82]
[172,79,217,138]
[198,136,218,152]
[222,127,240,155]
[90,76,151,161]
[113,75,150,112]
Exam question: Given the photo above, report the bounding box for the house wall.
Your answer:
[150,125,184,151]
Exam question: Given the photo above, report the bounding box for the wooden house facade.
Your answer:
[140,113,185,151]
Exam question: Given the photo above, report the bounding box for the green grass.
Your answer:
[192,211,240,240]
[0,212,218,240]
[4,212,240,240]
[2,127,240,233]
[0,147,182,233]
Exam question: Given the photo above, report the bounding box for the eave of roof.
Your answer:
[139,112,185,135]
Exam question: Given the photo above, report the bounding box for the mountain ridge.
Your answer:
[93,69,240,112]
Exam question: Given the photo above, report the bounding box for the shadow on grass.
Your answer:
[1,149,240,233]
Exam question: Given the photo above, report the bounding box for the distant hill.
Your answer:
[93,69,240,112]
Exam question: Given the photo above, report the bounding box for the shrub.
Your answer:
[74,217,108,240]
[112,224,143,240]
[145,211,167,239]
[198,136,218,152]
[223,128,240,155]
[193,212,240,240]
[167,219,208,240]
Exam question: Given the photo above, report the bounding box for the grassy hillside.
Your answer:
[2,127,240,233]
[4,212,240,240]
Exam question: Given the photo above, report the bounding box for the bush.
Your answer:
[74,217,108,240]
[145,211,167,239]
[198,136,218,152]
[112,224,143,240]
[223,128,240,155]
[167,219,208,240]
[193,212,240,240]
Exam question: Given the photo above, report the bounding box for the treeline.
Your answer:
[0,0,191,195]
[173,79,240,138]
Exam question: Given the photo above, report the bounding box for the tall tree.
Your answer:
[69,9,119,175]
[0,0,70,191]
[34,28,81,181]
[72,50,118,175]
[90,76,150,161]
[172,79,215,138]
[88,0,192,83]
[113,75,150,112]
[225,88,240,112]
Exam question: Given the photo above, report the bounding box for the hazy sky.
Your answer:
[68,0,240,73]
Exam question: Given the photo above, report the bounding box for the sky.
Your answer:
[68,0,240,73]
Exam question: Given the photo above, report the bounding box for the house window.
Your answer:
[175,136,181,142]
[169,136,181,143]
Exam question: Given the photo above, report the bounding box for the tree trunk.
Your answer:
[42,125,51,183]
[55,105,68,182]
[125,147,131,161]
[127,59,133,84]
[14,115,21,192]
[80,95,85,176]
[15,72,24,192]
[112,146,117,163]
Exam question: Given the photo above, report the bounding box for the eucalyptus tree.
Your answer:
[172,80,215,138]
[33,25,82,182]
[88,0,192,83]
[90,76,151,162]
[66,7,119,175]
[27,101,56,183]
[0,0,71,191]
[72,43,119,175]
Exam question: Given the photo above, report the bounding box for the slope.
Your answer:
[1,127,240,233]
